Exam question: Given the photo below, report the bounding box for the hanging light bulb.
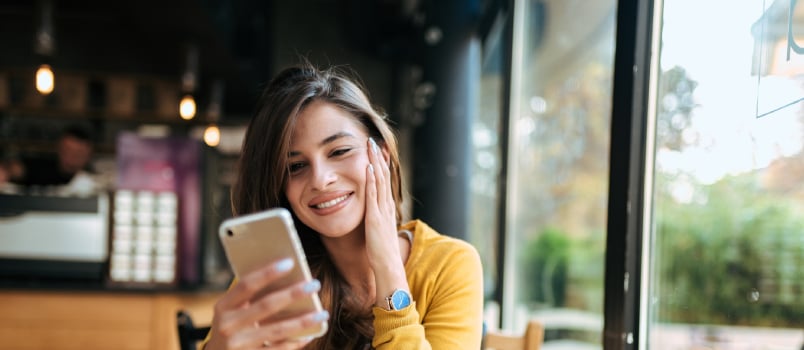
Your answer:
[203,124,221,147]
[202,80,224,147]
[179,44,199,120]
[179,94,196,120]
[35,64,54,95]
[34,0,55,96]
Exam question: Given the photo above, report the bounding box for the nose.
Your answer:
[310,161,337,190]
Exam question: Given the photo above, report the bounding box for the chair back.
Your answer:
[482,320,544,350]
[177,310,211,350]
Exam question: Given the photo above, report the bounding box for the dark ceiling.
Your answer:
[0,0,278,117]
[0,0,421,118]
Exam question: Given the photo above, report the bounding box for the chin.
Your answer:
[316,222,360,238]
[307,216,363,238]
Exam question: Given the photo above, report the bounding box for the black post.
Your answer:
[411,0,480,240]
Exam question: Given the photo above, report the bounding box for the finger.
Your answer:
[368,138,388,208]
[248,309,330,348]
[217,258,295,311]
[258,338,312,350]
[366,144,378,210]
[225,278,322,334]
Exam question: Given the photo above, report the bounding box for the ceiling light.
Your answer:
[179,94,196,120]
[179,44,199,120]
[34,0,55,96]
[203,124,220,147]
[36,64,54,95]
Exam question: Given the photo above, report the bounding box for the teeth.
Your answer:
[315,194,348,209]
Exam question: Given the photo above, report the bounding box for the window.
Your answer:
[646,0,804,348]
[500,0,618,347]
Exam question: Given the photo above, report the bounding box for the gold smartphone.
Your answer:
[218,208,327,340]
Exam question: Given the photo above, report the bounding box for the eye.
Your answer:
[330,147,352,157]
[288,162,307,174]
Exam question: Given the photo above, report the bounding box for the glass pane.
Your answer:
[648,0,804,348]
[506,0,616,347]
[469,13,504,321]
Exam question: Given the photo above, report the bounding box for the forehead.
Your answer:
[290,100,367,144]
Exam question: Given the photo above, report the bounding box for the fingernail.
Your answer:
[368,163,374,173]
[369,137,379,154]
[274,258,294,272]
[312,310,329,322]
[303,279,321,293]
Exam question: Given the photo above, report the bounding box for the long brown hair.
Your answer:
[231,63,404,349]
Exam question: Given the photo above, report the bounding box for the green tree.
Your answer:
[520,228,570,307]
[654,172,804,327]
[656,66,699,151]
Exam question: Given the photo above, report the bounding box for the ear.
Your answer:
[380,144,391,167]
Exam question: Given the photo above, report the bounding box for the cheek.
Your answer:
[350,156,370,184]
[353,158,372,201]
[284,180,302,205]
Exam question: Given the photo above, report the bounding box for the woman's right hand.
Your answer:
[204,258,329,350]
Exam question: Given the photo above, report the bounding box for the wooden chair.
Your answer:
[482,320,544,350]
[177,310,211,350]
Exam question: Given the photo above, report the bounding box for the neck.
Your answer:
[321,231,376,303]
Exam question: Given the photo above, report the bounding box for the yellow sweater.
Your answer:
[370,220,484,349]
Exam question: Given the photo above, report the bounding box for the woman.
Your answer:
[204,63,483,349]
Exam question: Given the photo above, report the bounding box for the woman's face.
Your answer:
[284,100,371,238]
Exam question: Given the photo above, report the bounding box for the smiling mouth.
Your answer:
[312,194,351,209]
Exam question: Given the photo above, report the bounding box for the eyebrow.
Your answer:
[288,131,356,157]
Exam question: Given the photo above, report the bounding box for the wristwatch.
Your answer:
[386,289,412,311]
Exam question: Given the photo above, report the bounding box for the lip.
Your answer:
[308,191,354,215]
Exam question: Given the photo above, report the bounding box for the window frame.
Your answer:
[603,0,657,349]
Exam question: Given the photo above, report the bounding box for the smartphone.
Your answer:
[218,208,327,340]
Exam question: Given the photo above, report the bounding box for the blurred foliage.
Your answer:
[521,228,570,307]
[656,66,699,151]
[511,58,613,313]
[519,226,607,313]
[654,171,804,327]
[652,65,803,327]
[510,62,803,330]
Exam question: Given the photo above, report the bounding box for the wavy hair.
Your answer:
[231,62,404,349]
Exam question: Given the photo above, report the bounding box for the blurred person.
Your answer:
[0,124,95,188]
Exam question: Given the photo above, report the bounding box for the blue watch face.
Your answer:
[391,289,411,310]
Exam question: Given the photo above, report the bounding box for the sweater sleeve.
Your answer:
[372,302,429,349]
[372,241,484,349]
